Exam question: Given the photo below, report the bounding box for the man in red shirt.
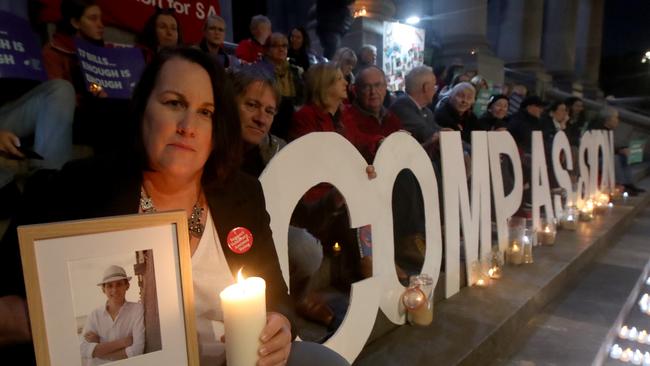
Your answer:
[235,15,271,64]
[346,65,402,142]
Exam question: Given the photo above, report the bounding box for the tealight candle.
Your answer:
[611,344,623,359]
[644,352,650,366]
[622,348,634,362]
[620,325,630,339]
[538,224,556,246]
[630,327,639,340]
[219,269,267,366]
[638,330,648,343]
[634,350,644,365]
[488,266,502,279]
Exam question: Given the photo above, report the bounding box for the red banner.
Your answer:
[39,0,220,44]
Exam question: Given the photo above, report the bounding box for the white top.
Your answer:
[80,301,145,365]
[192,211,236,366]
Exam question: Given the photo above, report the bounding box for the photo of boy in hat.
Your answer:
[80,264,145,365]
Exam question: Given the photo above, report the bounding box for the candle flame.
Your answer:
[333,242,341,252]
[488,268,494,276]
[476,278,485,286]
[237,268,245,283]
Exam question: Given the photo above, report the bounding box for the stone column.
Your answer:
[430,0,504,86]
[488,0,550,95]
[541,0,580,92]
[574,0,605,99]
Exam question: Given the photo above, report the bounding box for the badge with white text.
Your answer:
[227,227,253,254]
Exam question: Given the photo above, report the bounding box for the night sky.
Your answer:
[601,0,650,97]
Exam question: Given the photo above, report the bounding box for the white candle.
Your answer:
[622,348,634,362]
[610,344,622,359]
[630,327,639,340]
[620,325,630,339]
[638,330,648,343]
[634,349,644,365]
[220,269,267,366]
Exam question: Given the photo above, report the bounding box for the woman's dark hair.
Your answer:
[564,96,583,115]
[129,47,242,185]
[58,0,97,36]
[137,8,184,51]
[289,26,310,52]
[547,100,566,113]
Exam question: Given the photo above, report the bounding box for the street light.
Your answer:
[406,16,420,25]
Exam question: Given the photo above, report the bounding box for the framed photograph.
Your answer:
[18,211,199,366]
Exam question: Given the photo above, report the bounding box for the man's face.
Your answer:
[266,36,288,64]
[356,67,387,114]
[102,280,129,303]
[204,18,226,47]
[252,22,271,44]
[237,82,277,145]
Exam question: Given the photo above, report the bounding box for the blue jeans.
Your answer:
[0,80,75,186]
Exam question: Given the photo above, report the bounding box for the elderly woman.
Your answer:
[0,48,346,366]
[477,94,509,131]
[434,81,479,143]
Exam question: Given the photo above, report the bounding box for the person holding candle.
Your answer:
[0,47,348,366]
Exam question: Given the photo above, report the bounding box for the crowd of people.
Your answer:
[0,1,646,365]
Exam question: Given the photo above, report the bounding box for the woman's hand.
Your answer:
[0,131,23,158]
[257,312,292,366]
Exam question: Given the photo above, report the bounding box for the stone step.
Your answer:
[353,182,650,365]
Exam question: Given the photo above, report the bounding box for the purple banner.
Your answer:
[75,38,145,99]
[0,11,47,81]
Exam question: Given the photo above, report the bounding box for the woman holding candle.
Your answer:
[0,48,348,366]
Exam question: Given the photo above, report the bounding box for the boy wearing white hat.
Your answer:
[80,265,145,364]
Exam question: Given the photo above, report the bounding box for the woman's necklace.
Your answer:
[140,187,205,239]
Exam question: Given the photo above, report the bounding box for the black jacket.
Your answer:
[0,154,295,362]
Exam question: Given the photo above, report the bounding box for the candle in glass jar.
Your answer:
[538,225,556,245]
[507,242,523,265]
[488,266,502,279]
[219,269,267,366]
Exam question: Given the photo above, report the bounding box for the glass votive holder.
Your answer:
[471,260,491,287]
[403,274,434,326]
[507,239,523,265]
[579,205,594,222]
[538,218,557,246]
[522,229,534,264]
[488,249,503,279]
[560,206,578,230]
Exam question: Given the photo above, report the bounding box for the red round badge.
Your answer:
[227,227,253,254]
